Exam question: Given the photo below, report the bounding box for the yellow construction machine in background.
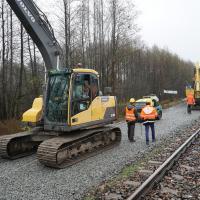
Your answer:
[185,62,200,108]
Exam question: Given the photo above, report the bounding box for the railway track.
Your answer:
[88,125,200,200]
[127,128,200,200]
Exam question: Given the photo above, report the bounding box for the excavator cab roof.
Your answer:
[49,68,99,76]
[73,68,99,75]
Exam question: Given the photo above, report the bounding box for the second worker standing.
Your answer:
[125,98,138,142]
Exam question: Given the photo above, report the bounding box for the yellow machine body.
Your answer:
[22,68,117,131]
[193,63,200,99]
[73,68,99,75]
[70,96,116,126]
[22,97,43,123]
[185,63,200,106]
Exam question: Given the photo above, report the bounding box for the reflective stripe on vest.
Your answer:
[125,107,136,121]
[141,106,157,120]
[143,106,154,114]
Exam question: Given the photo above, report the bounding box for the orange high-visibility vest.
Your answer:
[140,105,158,120]
[186,94,195,105]
[125,107,136,121]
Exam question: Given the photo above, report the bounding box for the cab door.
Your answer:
[90,75,103,121]
[70,73,92,126]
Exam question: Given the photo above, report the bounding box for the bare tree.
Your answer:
[0,0,194,120]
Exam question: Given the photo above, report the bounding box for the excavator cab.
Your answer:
[23,68,117,133]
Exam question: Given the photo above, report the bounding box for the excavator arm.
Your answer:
[6,0,64,70]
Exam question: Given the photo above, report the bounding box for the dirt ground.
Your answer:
[0,120,23,136]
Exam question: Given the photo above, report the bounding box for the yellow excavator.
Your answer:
[0,0,121,168]
[185,62,200,108]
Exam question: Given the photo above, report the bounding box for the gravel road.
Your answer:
[0,103,200,200]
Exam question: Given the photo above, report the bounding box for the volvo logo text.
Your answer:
[16,0,35,23]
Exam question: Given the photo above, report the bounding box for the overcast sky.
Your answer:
[134,0,200,62]
[37,0,200,63]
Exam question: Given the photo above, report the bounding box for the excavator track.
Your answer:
[37,126,121,168]
[0,128,42,159]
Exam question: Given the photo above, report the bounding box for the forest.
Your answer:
[0,0,193,120]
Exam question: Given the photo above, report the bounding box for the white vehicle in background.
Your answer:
[135,94,162,121]
[143,94,159,102]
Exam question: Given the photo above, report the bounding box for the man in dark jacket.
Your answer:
[125,98,138,142]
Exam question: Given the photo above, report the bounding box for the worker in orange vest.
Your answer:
[125,98,138,142]
[140,100,158,145]
[186,93,195,114]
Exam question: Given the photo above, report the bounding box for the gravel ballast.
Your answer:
[0,103,199,200]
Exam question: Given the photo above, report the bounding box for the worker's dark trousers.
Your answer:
[187,105,192,114]
[127,121,135,141]
[144,122,155,144]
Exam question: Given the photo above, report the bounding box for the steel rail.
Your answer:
[127,128,200,200]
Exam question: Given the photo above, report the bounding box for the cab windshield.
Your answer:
[46,73,70,123]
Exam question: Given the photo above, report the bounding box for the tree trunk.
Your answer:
[1,0,7,119]
[16,24,24,116]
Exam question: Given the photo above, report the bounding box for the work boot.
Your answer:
[130,139,135,142]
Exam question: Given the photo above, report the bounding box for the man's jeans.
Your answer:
[187,105,192,114]
[127,121,135,141]
[144,122,155,144]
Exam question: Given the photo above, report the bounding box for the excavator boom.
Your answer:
[6,0,64,69]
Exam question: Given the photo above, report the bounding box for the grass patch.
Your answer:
[84,197,95,200]
[161,98,182,109]
[120,164,140,178]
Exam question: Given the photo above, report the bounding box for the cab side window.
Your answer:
[72,74,92,116]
